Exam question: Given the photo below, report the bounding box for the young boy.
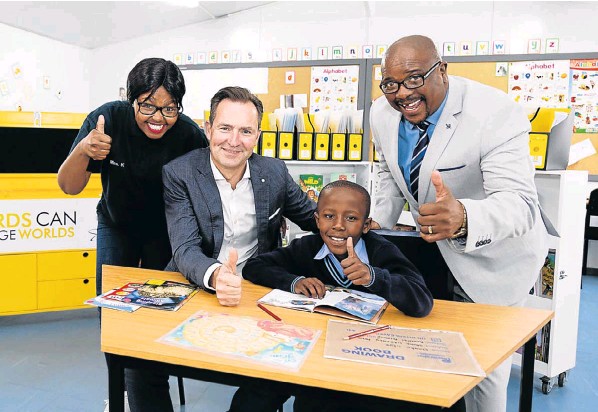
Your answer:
[243,179,433,319]
[243,181,465,412]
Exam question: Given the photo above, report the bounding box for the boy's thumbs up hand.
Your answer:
[342,237,372,286]
[346,236,356,258]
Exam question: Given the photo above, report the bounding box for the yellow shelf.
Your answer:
[0,173,102,200]
[0,111,86,129]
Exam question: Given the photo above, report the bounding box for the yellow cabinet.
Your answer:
[36,250,96,310]
[0,254,37,313]
[0,249,96,315]
[37,250,95,281]
[38,277,96,310]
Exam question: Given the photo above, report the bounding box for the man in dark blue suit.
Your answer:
[163,86,316,303]
[152,86,316,412]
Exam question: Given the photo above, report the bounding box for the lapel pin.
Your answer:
[446,123,451,129]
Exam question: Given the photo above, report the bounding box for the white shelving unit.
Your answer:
[513,170,588,394]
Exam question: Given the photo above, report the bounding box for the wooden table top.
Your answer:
[100,265,553,407]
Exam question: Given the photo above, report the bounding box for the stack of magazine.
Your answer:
[85,279,199,312]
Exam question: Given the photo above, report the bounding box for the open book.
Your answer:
[94,279,199,311]
[258,286,388,324]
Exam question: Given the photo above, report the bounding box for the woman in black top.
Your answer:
[57,58,207,411]
[59,57,207,293]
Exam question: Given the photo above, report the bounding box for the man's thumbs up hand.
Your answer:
[417,171,465,242]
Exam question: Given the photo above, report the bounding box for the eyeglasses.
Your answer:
[379,61,442,94]
[137,101,181,118]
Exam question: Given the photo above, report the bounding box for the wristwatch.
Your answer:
[451,201,468,239]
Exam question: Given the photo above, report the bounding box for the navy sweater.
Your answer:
[243,231,433,317]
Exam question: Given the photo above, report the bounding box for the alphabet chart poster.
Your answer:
[309,65,359,113]
[569,59,598,133]
[508,60,570,108]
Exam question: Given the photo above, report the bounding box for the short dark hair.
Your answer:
[209,86,263,128]
[127,58,186,112]
[318,180,371,218]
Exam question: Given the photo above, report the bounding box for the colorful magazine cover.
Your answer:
[101,279,199,311]
[299,174,324,202]
[539,250,556,298]
[157,311,321,371]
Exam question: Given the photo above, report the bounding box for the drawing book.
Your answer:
[84,289,140,313]
[100,279,199,311]
[157,310,321,371]
[324,320,485,377]
[258,286,388,324]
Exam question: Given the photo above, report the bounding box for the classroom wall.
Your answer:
[0,23,91,112]
[89,1,598,107]
[4,2,597,111]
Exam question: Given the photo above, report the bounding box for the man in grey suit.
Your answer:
[369,35,551,412]
[125,86,316,412]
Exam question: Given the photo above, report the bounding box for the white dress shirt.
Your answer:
[203,157,258,289]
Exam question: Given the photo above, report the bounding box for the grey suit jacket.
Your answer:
[162,148,317,287]
[370,75,550,306]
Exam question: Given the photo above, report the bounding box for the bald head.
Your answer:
[382,35,441,73]
[379,34,448,125]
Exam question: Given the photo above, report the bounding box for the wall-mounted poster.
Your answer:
[569,59,598,133]
[309,65,359,113]
[508,60,570,108]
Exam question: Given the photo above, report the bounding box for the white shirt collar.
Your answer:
[209,157,251,182]
[314,237,369,264]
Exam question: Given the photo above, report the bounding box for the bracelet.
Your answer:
[451,201,468,239]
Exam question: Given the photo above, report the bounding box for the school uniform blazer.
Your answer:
[370,75,550,306]
[243,231,434,318]
[162,148,317,288]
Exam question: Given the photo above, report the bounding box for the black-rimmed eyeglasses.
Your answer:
[379,61,442,94]
[137,101,181,118]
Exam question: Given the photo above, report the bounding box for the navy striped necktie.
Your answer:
[409,121,430,200]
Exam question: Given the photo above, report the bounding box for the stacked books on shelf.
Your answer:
[85,279,199,312]
[518,249,556,361]
[535,322,551,362]
[258,286,388,324]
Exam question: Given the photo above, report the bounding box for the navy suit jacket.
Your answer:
[162,148,317,287]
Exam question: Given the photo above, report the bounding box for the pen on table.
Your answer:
[343,324,391,340]
[257,303,282,321]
